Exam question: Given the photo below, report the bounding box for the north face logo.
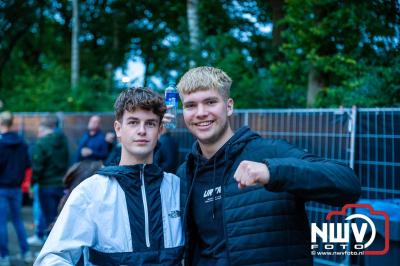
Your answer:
[168,210,181,218]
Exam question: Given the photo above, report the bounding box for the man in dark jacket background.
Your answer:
[0,111,31,265]
[32,114,69,236]
[76,115,108,162]
[175,67,361,266]
[154,127,180,174]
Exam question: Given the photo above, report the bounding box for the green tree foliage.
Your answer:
[0,0,117,111]
[273,0,400,107]
[0,0,399,111]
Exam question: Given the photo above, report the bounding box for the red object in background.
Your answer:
[21,167,32,193]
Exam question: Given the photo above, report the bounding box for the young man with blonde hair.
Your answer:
[35,87,184,265]
[176,66,361,266]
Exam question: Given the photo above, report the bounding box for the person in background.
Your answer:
[20,167,32,203]
[57,160,103,213]
[104,141,122,166]
[104,131,121,166]
[176,66,361,266]
[0,111,32,266]
[22,167,46,247]
[76,115,108,162]
[32,114,69,237]
[105,131,116,155]
[27,181,46,246]
[154,127,180,174]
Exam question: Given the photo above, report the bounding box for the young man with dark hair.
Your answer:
[35,87,184,265]
[176,67,361,266]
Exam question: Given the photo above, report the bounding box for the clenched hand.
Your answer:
[234,160,270,189]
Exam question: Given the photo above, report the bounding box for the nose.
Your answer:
[196,104,208,118]
[137,122,146,135]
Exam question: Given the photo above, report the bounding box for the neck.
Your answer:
[119,150,153,166]
[0,127,10,134]
[199,126,234,159]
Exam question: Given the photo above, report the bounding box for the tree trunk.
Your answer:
[143,59,150,87]
[268,0,285,47]
[71,0,79,90]
[187,0,200,67]
[307,66,324,107]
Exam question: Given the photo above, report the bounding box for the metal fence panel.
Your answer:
[356,109,400,200]
[12,108,400,266]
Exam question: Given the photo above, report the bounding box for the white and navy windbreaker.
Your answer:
[34,164,184,266]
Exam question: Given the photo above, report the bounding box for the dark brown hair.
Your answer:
[114,87,166,122]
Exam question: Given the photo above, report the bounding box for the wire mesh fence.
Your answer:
[13,108,400,265]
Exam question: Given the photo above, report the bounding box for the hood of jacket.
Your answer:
[97,164,163,187]
[0,132,24,146]
[187,126,260,177]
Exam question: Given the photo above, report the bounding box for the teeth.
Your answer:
[196,121,213,126]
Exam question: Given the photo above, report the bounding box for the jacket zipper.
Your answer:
[140,164,150,248]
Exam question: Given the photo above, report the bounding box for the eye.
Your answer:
[206,99,217,105]
[184,103,195,109]
[145,121,157,128]
[128,120,139,126]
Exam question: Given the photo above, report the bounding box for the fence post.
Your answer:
[349,105,357,170]
[244,111,249,126]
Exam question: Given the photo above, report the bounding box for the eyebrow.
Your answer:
[126,117,158,123]
[204,97,219,101]
[183,97,219,105]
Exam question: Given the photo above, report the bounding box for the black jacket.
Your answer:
[32,131,69,188]
[154,132,180,174]
[94,165,184,265]
[0,132,31,188]
[177,127,361,266]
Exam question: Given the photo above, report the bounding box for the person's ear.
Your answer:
[227,98,234,117]
[114,120,122,138]
[158,123,164,139]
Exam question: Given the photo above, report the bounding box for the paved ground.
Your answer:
[7,206,42,266]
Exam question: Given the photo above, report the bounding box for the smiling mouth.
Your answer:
[194,120,214,127]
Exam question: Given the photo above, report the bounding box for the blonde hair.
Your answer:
[177,66,232,100]
[0,111,13,128]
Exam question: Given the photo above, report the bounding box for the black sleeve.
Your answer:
[157,135,179,173]
[32,141,46,184]
[264,140,361,207]
[91,135,109,160]
[75,134,87,162]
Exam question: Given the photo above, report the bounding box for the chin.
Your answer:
[197,135,218,145]
[127,149,151,158]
